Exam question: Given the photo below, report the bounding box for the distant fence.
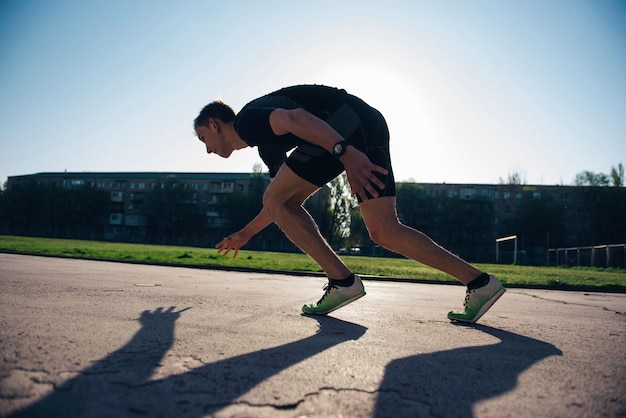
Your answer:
[548,244,626,269]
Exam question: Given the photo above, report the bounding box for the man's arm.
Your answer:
[215,205,273,258]
[269,108,388,201]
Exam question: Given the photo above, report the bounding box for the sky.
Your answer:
[1,0,624,187]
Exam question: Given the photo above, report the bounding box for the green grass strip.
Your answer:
[1,235,624,292]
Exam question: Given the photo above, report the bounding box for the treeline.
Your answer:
[0,175,321,252]
[574,163,624,187]
[0,181,110,240]
[1,171,624,265]
[347,183,625,264]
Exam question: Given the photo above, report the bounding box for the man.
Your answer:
[194,85,505,322]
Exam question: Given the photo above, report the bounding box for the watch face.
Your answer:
[334,143,343,154]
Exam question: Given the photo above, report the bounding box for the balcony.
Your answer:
[125,214,147,226]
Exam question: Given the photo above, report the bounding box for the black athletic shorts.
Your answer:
[285,102,396,202]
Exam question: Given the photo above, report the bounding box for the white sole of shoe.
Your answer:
[470,287,506,323]
[326,291,366,314]
[303,291,366,315]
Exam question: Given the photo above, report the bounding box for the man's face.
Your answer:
[196,122,232,158]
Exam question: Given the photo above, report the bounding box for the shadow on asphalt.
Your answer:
[373,324,563,417]
[9,308,367,417]
[9,311,561,418]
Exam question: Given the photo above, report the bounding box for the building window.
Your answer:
[63,179,85,187]
[478,188,493,199]
[222,182,234,193]
[111,191,123,202]
[109,213,123,225]
[461,188,475,199]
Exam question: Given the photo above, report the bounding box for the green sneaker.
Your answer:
[448,275,505,323]
[302,275,366,315]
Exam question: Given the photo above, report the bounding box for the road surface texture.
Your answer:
[1,253,624,417]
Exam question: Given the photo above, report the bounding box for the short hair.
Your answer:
[194,100,236,129]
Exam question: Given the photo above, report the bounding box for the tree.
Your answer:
[510,188,565,264]
[580,186,626,244]
[395,183,431,231]
[395,182,494,261]
[143,181,205,244]
[610,163,624,187]
[303,173,355,250]
[63,185,110,239]
[499,169,527,185]
[574,163,624,187]
[346,206,371,249]
[327,173,355,248]
[0,181,109,239]
[574,171,610,187]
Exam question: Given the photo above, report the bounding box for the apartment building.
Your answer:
[5,172,271,244]
[397,182,624,265]
[4,172,624,265]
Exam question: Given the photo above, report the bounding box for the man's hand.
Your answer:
[269,107,388,200]
[215,231,250,258]
[340,146,388,201]
[139,306,191,326]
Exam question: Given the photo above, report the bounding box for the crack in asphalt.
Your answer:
[511,290,625,315]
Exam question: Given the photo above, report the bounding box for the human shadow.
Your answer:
[10,308,366,417]
[374,324,563,418]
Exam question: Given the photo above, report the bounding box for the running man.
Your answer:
[193,85,505,322]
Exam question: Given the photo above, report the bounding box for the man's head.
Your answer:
[193,100,236,129]
[194,100,239,158]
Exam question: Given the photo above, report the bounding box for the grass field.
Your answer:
[1,235,624,292]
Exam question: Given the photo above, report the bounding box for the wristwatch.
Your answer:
[332,140,349,158]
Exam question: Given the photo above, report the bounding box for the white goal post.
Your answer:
[496,235,518,264]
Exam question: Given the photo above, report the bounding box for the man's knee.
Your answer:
[262,189,282,217]
[262,188,301,219]
[367,224,395,248]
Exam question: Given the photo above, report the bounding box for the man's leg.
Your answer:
[263,165,351,280]
[359,196,505,322]
[264,165,365,314]
[359,196,481,284]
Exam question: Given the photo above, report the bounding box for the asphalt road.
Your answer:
[0,253,624,418]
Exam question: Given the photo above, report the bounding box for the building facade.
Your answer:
[4,172,274,247]
[3,172,625,266]
[394,182,625,266]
